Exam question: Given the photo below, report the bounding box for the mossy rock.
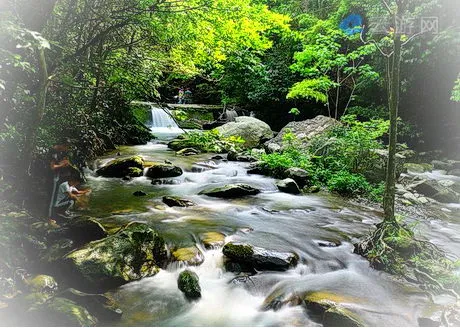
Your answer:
[304,291,364,327]
[28,297,98,326]
[176,148,200,156]
[172,247,204,266]
[200,232,225,249]
[62,222,167,292]
[126,167,143,177]
[162,196,195,207]
[96,156,144,178]
[177,270,201,300]
[199,184,260,198]
[27,275,58,295]
[145,163,183,178]
[223,242,298,271]
[59,288,122,321]
[323,306,364,327]
[404,163,433,173]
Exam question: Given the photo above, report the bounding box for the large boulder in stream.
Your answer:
[199,184,260,198]
[363,149,406,183]
[284,167,310,187]
[410,179,459,203]
[61,222,167,292]
[216,116,274,148]
[145,162,183,178]
[222,242,298,271]
[265,115,339,152]
[276,178,301,194]
[177,270,201,300]
[96,156,144,178]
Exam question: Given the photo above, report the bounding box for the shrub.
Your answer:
[182,129,245,153]
[326,171,370,196]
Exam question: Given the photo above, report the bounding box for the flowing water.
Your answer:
[79,134,460,326]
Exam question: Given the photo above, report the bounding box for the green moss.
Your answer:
[323,306,364,327]
[200,232,225,249]
[177,270,201,300]
[127,167,143,177]
[222,243,254,260]
[44,297,98,326]
[27,275,58,294]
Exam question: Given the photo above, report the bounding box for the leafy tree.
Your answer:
[288,17,378,119]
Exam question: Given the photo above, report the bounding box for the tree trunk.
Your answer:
[22,48,49,175]
[383,14,402,223]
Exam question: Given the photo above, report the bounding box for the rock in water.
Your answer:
[176,148,200,156]
[133,191,148,197]
[200,232,226,249]
[199,184,260,198]
[411,179,459,203]
[162,196,195,207]
[284,167,310,187]
[96,156,144,178]
[62,222,167,292]
[59,288,122,321]
[217,116,274,148]
[304,291,364,327]
[27,297,98,326]
[172,247,204,266]
[276,178,301,194]
[222,242,298,271]
[264,115,338,152]
[177,270,201,300]
[145,163,183,178]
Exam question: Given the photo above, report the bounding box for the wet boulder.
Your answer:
[27,297,98,326]
[145,162,183,178]
[223,242,298,271]
[227,150,257,162]
[162,196,195,207]
[172,247,204,266]
[133,190,148,197]
[96,156,144,178]
[200,232,226,249]
[304,291,364,327]
[217,116,274,148]
[176,148,200,156]
[26,275,58,295]
[410,179,459,203]
[46,217,107,246]
[59,288,122,321]
[177,270,201,300]
[404,163,433,174]
[284,167,310,188]
[199,184,260,198]
[276,178,300,194]
[62,222,167,292]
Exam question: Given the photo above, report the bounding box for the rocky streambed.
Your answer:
[1,137,459,326]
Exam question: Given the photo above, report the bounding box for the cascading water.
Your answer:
[149,104,184,139]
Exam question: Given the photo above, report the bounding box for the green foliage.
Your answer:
[451,76,460,102]
[288,107,300,116]
[326,171,370,196]
[310,115,389,174]
[180,129,245,153]
[256,116,389,199]
[288,17,379,117]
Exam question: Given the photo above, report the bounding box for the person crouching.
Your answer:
[52,174,90,221]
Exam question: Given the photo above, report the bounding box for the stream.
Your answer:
[77,124,460,326]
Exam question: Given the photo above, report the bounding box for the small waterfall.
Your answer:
[149,105,183,139]
[150,105,179,129]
